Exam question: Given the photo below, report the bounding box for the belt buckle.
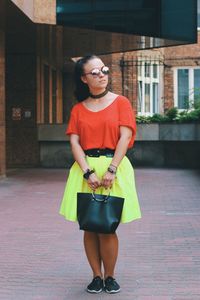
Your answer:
[90,149,100,157]
[95,149,101,157]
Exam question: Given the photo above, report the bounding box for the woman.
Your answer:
[59,54,141,294]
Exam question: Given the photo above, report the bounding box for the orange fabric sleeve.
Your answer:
[118,97,137,147]
[66,106,79,135]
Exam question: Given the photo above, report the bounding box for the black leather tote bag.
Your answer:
[77,192,124,234]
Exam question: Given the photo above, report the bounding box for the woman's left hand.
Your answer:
[101,172,116,189]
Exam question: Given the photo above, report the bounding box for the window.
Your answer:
[37,25,63,124]
[174,68,200,109]
[137,61,160,115]
[44,65,50,123]
[52,70,57,123]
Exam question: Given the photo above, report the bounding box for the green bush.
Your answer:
[194,99,200,110]
[136,116,151,124]
[175,108,200,123]
[150,113,169,123]
[136,107,200,124]
[165,107,178,120]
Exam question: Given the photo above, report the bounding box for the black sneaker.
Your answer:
[87,276,104,293]
[104,276,121,294]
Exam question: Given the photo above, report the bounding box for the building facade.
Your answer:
[111,32,200,116]
[0,1,199,176]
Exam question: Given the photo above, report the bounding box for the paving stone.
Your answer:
[0,168,200,300]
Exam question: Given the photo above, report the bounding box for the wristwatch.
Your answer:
[83,169,95,180]
[107,167,117,174]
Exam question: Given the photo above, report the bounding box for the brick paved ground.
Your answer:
[0,168,200,300]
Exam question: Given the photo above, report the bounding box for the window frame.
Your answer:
[174,67,200,110]
[137,60,160,116]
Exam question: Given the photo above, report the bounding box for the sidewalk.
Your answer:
[0,168,200,300]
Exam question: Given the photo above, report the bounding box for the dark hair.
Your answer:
[74,54,98,102]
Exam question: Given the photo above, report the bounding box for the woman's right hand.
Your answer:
[87,173,101,191]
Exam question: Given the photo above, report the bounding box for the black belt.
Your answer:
[84,148,115,157]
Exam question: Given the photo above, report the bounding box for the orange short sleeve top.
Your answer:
[66,95,136,150]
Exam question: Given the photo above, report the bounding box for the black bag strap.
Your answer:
[92,191,110,203]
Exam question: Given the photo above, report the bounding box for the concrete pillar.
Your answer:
[0,0,6,177]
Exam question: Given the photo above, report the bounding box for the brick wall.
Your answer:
[109,49,163,113]
[110,53,123,97]
[162,32,200,110]
[107,52,139,112]
[107,34,200,113]
[163,67,174,111]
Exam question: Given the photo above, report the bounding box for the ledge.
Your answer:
[37,123,200,142]
[159,123,200,141]
[38,124,68,141]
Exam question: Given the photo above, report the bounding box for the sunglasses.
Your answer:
[84,66,110,77]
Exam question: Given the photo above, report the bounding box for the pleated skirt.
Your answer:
[59,155,141,223]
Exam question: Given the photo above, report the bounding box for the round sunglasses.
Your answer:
[84,66,110,77]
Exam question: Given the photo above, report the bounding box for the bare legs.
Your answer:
[83,232,102,278]
[83,231,119,279]
[99,233,118,278]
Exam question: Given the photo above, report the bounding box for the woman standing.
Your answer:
[59,55,141,294]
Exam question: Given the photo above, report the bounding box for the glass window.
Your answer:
[153,64,158,78]
[44,65,50,123]
[194,69,200,101]
[153,83,158,113]
[178,69,189,109]
[52,70,57,123]
[175,68,200,109]
[137,61,160,115]
[138,64,142,77]
[138,81,142,112]
[57,0,197,54]
[145,63,150,77]
[145,83,150,112]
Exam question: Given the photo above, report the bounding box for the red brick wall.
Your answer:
[109,53,123,96]
[163,32,200,110]
[107,33,200,114]
[163,67,174,112]
[109,52,138,113]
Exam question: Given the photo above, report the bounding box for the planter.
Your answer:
[136,123,200,141]
[37,123,200,168]
[136,123,159,141]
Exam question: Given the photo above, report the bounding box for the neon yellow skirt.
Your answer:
[59,155,141,223]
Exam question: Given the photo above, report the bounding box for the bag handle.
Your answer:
[92,191,110,203]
